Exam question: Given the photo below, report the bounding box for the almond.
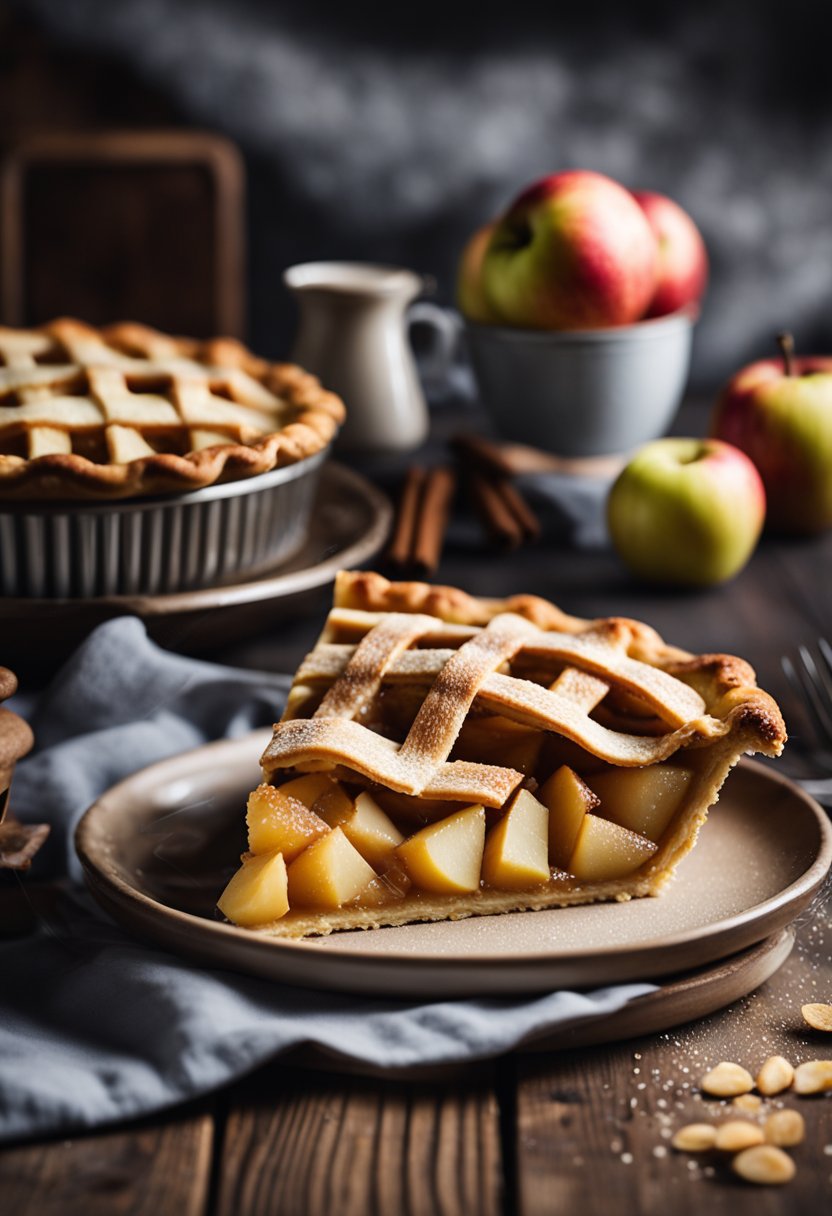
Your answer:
[802,1003,832,1033]
[764,1109,805,1147]
[732,1144,795,1185]
[756,1055,794,1096]
[714,1121,765,1152]
[671,1123,718,1152]
[701,1061,754,1097]
[793,1059,832,1095]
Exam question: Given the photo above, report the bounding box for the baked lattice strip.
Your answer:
[314,614,439,720]
[290,621,713,733]
[262,607,729,799]
[315,608,707,726]
[261,716,524,804]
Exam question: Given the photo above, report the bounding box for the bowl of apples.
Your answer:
[457,171,708,458]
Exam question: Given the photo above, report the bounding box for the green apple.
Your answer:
[482,170,658,330]
[607,437,766,586]
[456,222,501,324]
[632,190,708,318]
[711,334,832,533]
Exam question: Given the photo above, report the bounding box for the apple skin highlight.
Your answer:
[712,357,832,534]
[482,170,658,331]
[607,438,766,587]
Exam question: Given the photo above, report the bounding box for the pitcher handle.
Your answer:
[408,301,462,384]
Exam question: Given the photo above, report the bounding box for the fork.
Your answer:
[781,639,832,803]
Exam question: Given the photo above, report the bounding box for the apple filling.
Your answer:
[215,571,786,937]
[217,755,697,931]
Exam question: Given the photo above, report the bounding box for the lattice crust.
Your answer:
[217,573,786,937]
[0,318,345,499]
[262,595,784,806]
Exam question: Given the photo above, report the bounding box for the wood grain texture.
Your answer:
[215,1066,502,1216]
[0,1113,213,1216]
[515,886,832,1215]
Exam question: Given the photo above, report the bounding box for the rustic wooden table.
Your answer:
[2,403,831,1212]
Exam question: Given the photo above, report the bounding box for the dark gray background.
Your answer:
[10,0,832,389]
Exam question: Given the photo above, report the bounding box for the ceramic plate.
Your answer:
[76,733,832,998]
[0,463,391,664]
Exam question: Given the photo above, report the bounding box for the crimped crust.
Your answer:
[228,572,786,937]
[0,318,345,500]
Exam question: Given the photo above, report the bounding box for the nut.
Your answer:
[733,1093,763,1112]
[793,1059,832,1095]
[714,1120,765,1152]
[701,1061,754,1097]
[756,1055,794,1096]
[764,1109,805,1147]
[802,1002,832,1032]
[732,1144,796,1185]
[671,1123,718,1152]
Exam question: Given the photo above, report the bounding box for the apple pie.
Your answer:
[0,318,344,499]
[218,571,786,936]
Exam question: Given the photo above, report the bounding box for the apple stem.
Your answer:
[777,331,795,376]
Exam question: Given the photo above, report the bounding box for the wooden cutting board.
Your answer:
[0,129,245,337]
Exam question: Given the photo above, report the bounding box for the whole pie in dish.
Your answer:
[0,318,345,499]
[217,571,786,937]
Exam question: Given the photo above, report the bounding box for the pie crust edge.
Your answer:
[0,317,345,500]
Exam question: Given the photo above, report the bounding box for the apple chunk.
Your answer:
[589,765,693,843]
[277,773,354,821]
[286,827,377,910]
[539,765,599,870]
[217,850,289,926]
[569,815,657,882]
[333,791,405,865]
[482,789,550,890]
[397,805,485,895]
[246,783,330,860]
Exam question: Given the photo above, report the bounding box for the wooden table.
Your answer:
[2,404,831,1212]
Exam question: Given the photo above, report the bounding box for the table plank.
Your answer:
[0,1112,213,1216]
[215,1065,502,1216]
[515,889,832,1214]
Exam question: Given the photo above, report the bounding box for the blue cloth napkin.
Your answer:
[1,619,656,1143]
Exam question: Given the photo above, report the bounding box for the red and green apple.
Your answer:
[711,334,832,534]
[481,170,658,330]
[607,437,766,586]
[632,190,708,318]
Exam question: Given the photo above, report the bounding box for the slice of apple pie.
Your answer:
[218,571,786,936]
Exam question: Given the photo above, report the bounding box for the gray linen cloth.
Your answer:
[1,618,656,1142]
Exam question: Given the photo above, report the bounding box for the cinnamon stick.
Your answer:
[387,465,427,566]
[496,477,542,541]
[455,434,542,545]
[469,471,524,549]
[411,466,456,574]
[452,431,517,478]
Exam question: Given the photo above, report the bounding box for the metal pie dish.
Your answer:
[0,448,327,598]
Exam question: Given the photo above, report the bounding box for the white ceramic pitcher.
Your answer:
[284,262,457,452]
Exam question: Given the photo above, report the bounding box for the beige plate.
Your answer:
[75,732,832,998]
[0,463,391,665]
